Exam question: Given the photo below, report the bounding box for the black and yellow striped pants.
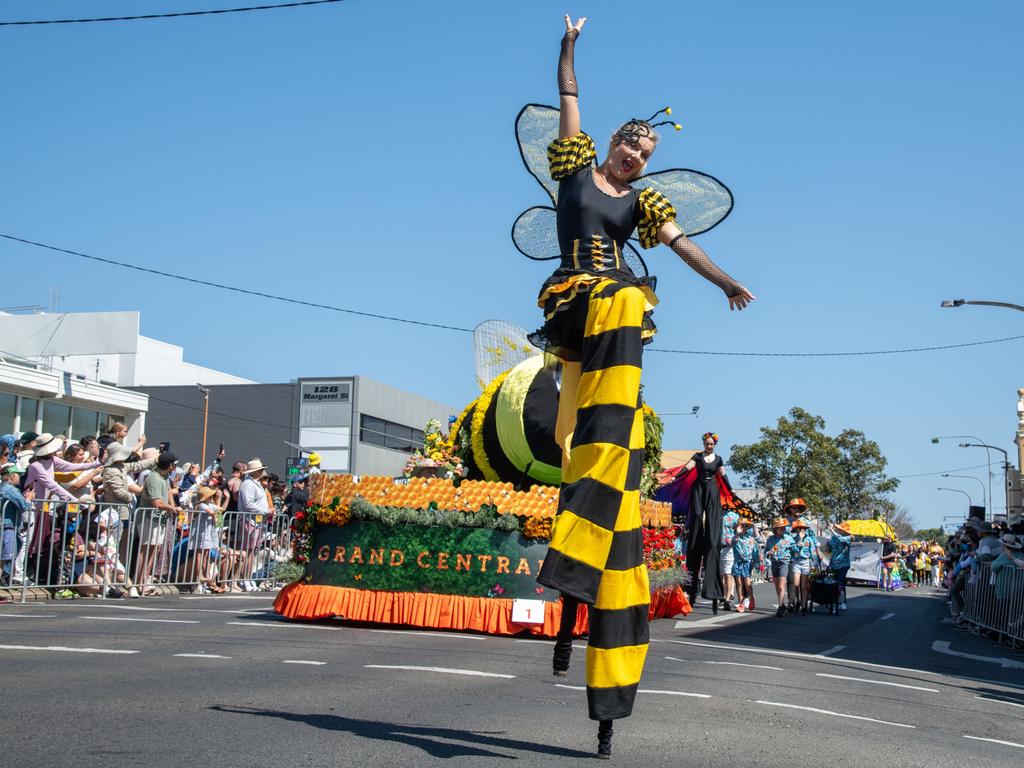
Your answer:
[537,278,650,721]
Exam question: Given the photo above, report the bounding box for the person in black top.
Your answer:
[284,478,308,516]
[880,536,898,591]
[679,432,732,612]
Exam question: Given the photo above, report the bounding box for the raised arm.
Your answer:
[657,220,756,311]
[558,15,585,139]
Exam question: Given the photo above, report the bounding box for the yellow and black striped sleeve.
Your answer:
[547,132,597,181]
[636,187,677,249]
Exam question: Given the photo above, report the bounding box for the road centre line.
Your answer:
[817,646,846,657]
[78,616,200,624]
[174,653,231,659]
[225,621,340,630]
[368,629,488,641]
[974,695,1024,709]
[283,660,327,665]
[638,689,711,699]
[70,605,268,615]
[755,700,915,729]
[555,684,586,691]
[881,612,896,620]
[655,638,942,677]
[687,658,784,672]
[962,735,1024,749]
[365,665,514,679]
[816,673,939,693]
[0,644,138,654]
[0,613,57,618]
[674,612,746,629]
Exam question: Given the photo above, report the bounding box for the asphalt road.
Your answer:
[1,582,1023,767]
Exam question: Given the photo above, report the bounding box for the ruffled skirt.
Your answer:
[528,269,658,361]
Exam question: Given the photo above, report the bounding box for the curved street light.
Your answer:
[932,435,992,520]
[959,442,1010,520]
[937,486,973,507]
[940,299,1024,313]
[940,474,987,511]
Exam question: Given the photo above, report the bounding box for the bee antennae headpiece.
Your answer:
[647,106,682,132]
[613,107,682,147]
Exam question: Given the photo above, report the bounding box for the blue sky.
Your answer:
[1,1,1022,529]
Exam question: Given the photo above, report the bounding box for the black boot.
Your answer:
[552,637,573,677]
[597,720,613,759]
[552,594,579,677]
[711,599,719,615]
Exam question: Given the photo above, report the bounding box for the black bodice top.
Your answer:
[695,453,723,483]
[556,167,640,276]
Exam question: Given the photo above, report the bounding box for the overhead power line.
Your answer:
[0,0,345,26]
[0,233,474,333]
[3,232,1022,356]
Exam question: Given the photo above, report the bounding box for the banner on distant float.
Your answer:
[305,521,557,601]
[847,541,882,583]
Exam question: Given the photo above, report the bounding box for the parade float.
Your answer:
[274,352,690,636]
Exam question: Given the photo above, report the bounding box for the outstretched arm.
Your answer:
[658,220,756,311]
[558,15,585,139]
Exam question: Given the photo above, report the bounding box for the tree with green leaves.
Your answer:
[728,407,899,525]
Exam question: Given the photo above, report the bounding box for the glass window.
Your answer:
[102,413,125,434]
[71,408,99,440]
[359,415,423,454]
[0,393,16,433]
[42,401,71,436]
[19,397,38,433]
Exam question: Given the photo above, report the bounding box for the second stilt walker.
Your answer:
[533,14,755,759]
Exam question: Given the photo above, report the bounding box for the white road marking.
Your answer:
[174,653,231,659]
[283,660,327,666]
[72,605,267,615]
[368,629,487,641]
[226,621,340,630]
[817,645,846,657]
[880,612,896,620]
[0,644,138,654]
[963,735,1024,749]
[0,613,57,618]
[755,700,915,729]
[674,612,746,629]
[932,641,1024,669]
[816,673,939,693]
[77,616,200,624]
[515,639,551,644]
[555,684,586,691]
[179,595,275,600]
[365,665,514,679]
[701,659,784,672]
[638,688,711,699]
[974,695,1024,709]
[655,638,941,676]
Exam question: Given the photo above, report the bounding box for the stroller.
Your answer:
[809,567,840,615]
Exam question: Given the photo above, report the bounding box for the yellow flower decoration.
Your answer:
[470,369,511,482]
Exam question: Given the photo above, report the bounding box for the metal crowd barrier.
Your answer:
[957,561,1024,646]
[2,498,291,604]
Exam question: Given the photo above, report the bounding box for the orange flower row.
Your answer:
[310,474,672,527]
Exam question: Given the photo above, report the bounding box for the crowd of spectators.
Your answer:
[0,426,294,598]
[945,516,1024,643]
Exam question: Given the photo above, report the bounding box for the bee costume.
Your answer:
[521,25,745,750]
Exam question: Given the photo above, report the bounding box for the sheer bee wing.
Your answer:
[512,205,649,279]
[512,206,559,261]
[516,104,560,206]
[633,169,734,236]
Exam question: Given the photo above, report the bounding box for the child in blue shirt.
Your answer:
[765,518,796,617]
[732,519,759,612]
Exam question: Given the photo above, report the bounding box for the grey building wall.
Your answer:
[132,383,298,476]
[352,376,456,477]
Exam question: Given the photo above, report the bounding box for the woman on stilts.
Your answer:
[534,14,754,758]
[679,432,735,614]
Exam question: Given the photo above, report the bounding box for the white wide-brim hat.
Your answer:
[242,459,268,474]
[33,434,65,458]
[104,442,134,466]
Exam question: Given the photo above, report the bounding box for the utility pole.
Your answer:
[1013,388,1024,525]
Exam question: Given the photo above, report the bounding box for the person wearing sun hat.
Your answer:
[764,517,796,617]
[234,459,270,591]
[731,517,759,612]
[989,534,1024,608]
[826,521,854,610]
[789,519,820,614]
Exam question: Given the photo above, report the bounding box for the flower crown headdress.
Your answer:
[613,107,683,147]
[702,432,719,444]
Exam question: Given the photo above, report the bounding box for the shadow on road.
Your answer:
[210,705,594,760]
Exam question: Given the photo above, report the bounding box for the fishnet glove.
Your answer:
[669,234,743,298]
[558,30,579,97]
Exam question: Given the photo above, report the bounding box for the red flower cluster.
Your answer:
[642,527,681,571]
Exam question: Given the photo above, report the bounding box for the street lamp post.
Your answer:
[932,435,992,519]
[940,299,1024,313]
[937,486,972,507]
[940,474,986,511]
[959,442,1010,520]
